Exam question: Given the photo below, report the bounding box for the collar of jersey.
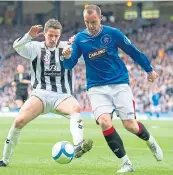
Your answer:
[47,47,56,51]
[86,25,103,37]
[44,42,56,51]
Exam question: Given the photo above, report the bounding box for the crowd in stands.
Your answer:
[0,54,29,112]
[0,21,172,116]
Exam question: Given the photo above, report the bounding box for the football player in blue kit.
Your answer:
[62,4,163,173]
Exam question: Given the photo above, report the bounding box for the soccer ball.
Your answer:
[52,141,75,164]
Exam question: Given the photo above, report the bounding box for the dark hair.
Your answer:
[44,18,62,33]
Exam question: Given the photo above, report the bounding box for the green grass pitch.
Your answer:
[0,117,173,175]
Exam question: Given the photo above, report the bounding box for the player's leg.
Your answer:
[122,119,163,161]
[0,96,43,166]
[113,84,163,161]
[96,113,134,173]
[87,86,133,173]
[155,105,160,118]
[56,96,83,145]
[55,96,93,158]
[15,94,24,111]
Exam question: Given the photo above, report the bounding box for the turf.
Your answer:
[0,117,173,175]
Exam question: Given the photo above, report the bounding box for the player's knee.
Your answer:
[97,114,112,130]
[71,103,81,114]
[123,121,139,134]
[14,118,26,129]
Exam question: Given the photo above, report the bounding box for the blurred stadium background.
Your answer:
[0,1,172,119]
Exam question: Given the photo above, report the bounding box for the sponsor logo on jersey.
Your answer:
[100,34,112,45]
[44,65,61,76]
[88,48,106,60]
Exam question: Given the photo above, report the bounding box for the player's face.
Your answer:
[83,11,102,35]
[44,28,61,48]
[17,65,24,73]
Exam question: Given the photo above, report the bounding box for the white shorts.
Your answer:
[151,105,161,113]
[87,84,136,120]
[31,89,72,114]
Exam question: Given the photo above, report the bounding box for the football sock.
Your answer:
[121,154,132,164]
[103,126,126,158]
[2,125,21,164]
[136,122,150,141]
[70,113,83,145]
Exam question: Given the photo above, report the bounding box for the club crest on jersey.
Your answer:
[88,48,106,60]
[100,34,112,45]
[41,49,51,62]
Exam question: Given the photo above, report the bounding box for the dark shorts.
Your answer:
[15,91,28,102]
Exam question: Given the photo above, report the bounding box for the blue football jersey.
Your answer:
[63,25,153,90]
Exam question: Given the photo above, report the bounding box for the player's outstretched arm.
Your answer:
[115,29,159,82]
[13,25,43,60]
[114,29,153,73]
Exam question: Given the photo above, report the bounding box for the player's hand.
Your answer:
[28,25,43,38]
[147,70,159,83]
[11,82,16,86]
[62,46,72,59]
[68,35,76,45]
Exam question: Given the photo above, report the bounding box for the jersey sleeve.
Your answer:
[13,33,39,61]
[113,29,153,73]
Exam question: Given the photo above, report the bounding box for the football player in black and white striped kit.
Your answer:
[0,19,93,167]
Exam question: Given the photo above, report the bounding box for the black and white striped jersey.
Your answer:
[13,33,73,94]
